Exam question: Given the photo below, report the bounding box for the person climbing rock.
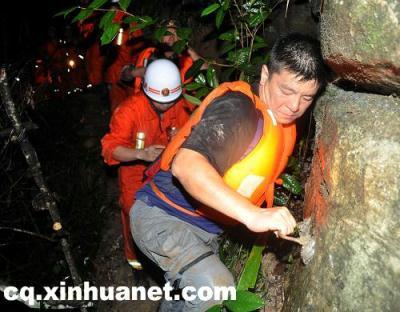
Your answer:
[130,33,328,310]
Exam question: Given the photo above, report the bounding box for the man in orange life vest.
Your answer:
[101,59,194,270]
[130,33,328,311]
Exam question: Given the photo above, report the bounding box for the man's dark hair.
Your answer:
[268,33,328,88]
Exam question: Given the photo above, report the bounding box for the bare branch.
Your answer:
[0,226,56,242]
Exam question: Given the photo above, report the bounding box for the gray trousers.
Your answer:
[130,199,235,311]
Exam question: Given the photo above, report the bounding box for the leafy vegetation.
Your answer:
[58,0,279,105]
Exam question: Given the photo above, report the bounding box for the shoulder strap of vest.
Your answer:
[278,124,296,177]
[263,123,296,208]
[160,81,258,171]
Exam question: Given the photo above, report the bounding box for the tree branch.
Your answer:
[0,67,87,312]
[0,226,56,242]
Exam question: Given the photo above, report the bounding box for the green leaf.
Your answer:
[154,26,167,42]
[206,305,221,312]
[54,7,77,18]
[194,73,206,85]
[172,40,187,54]
[251,55,265,65]
[195,87,210,99]
[252,41,268,51]
[287,156,298,169]
[177,27,192,41]
[183,93,202,106]
[237,244,264,291]
[227,48,250,65]
[247,10,269,28]
[224,290,264,312]
[72,9,94,23]
[215,8,225,29]
[274,191,289,206]
[140,16,155,25]
[123,15,139,24]
[88,0,108,10]
[100,23,120,45]
[185,59,205,81]
[218,43,236,56]
[218,30,238,41]
[201,3,221,17]
[220,67,235,82]
[238,63,259,76]
[119,0,132,11]
[254,35,266,43]
[99,10,116,30]
[185,82,203,91]
[206,66,219,88]
[286,156,301,176]
[129,16,155,33]
[222,0,230,11]
[281,173,302,195]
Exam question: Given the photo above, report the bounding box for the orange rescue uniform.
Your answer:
[86,41,104,86]
[101,92,193,262]
[105,12,145,111]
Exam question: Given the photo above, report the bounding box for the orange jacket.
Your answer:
[101,92,194,211]
[105,13,144,84]
[133,47,156,92]
[179,51,194,84]
[78,19,95,39]
[133,48,194,94]
[105,39,144,84]
[85,41,104,86]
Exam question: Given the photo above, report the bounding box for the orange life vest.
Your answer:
[156,81,296,217]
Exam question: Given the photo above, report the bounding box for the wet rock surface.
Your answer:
[284,85,400,311]
[321,0,400,95]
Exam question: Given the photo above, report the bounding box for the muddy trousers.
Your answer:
[130,199,235,312]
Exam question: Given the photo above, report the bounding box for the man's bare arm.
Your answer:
[171,148,296,234]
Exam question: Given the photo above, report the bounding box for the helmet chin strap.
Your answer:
[148,97,163,116]
[146,94,175,116]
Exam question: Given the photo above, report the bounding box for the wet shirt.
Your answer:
[182,91,259,175]
[136,90,261,233]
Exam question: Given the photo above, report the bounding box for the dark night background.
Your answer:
[1,1,73,65]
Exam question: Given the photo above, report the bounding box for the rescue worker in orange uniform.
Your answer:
[101,59,194,270]
[85,39,104,87]
[130,33,328,311]
[121,20,207,95]
[78,15,105,87]
[105,10,145,112]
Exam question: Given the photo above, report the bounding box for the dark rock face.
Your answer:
[284,86,400,311]
[264,1,319,45]
[320,0,400,95]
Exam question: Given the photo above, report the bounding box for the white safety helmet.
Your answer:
[143,59,182,103]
